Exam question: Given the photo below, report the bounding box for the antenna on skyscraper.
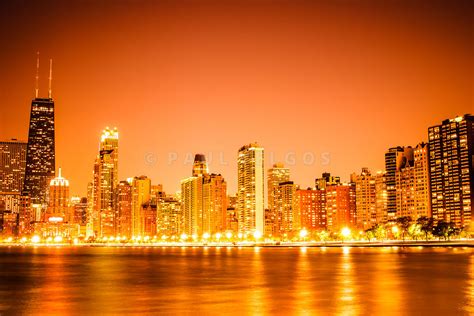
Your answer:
[35,52,40,98]
[48,59,53,99]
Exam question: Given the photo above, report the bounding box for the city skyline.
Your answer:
[1,0,472,196]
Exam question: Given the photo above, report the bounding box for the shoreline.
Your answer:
[1,240,473,248]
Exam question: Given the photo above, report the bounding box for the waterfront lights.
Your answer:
[253,230,262,240]
[31,235,41,243]
[53,235,63,243]
[299,228,308,239]
[215,233,222,240]
[237,233,243,239]
[392,226,399,234]
[226,232,232,239]
[180,233,188,241]
[203,233,210,240]
[341,227,351,238]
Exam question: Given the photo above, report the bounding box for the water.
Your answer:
[0,246,472,315]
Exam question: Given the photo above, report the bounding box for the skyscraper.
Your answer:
[429,114,474,228]
[202,173,227,235]
[181,154,227,237]
[354,168,377,230]
[385,147,413,219]
[374,171,388,223]
[157,196,182,238]
[413,143,431,218]
[46,168,70,222]
[267,163,290,236]
[326,183,356,231]
[273,181,298,237]
[237,143,264,235]
[131,176,151,237]
[181,154,207,236]
[294,188,326,232]
[0,139,27,193]
[267,163,290,212]
[115,180,132,238]
[315,172,341,190]
[92,127,119,237]
[23,57,55,206]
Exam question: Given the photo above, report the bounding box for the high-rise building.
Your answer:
[326,183,356,232]
[23,100,55,205]
[375,171,388,223]
[0,139,27,194]
[157,196,182,237]
[192,154,209,176]
[267,163,290,236]
[237,143,264,235]
[396,143,431,219]
[23,56,55,206]
[72,197,88,227]
[385,147,413,219]
[294,188,326,232]
[115,180,132,238]
[429,114,474,228]
[181,154,227,236]
[131,176,151,237]
[92,128,119,237]
[354,168,377,230]
[315,172,341,190]
[46,168,70,222]
[181,175,203,236]
[202,173,227,235]
[413,143,431,218]
[267,163,290,212]
[273,181,298,237]
[142,202,157,237]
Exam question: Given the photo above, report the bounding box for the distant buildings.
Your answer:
[429,115,474,228]
[3,69,473,241]
[237,143,264,235]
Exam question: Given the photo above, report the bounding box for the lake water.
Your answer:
[0,246,472,315]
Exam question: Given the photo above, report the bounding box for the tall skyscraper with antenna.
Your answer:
[23,53,56,206]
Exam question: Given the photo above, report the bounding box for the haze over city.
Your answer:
[1,0,472,196]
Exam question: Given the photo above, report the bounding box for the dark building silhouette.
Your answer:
[23,57,56,205]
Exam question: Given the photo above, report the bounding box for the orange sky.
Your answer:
[0,0,472,196]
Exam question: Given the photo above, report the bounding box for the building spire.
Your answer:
[35,52,40,98]
[48,59,53,99]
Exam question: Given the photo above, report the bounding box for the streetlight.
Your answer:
[253,230,262,241]
[341,227,351,241]
[299,228,308,241]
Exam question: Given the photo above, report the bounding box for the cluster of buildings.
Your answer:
[1,58,473,241]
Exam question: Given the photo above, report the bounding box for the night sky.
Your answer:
[0,0,472,196]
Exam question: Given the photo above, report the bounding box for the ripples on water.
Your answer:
[0,246,472,315]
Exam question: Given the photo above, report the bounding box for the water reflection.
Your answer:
[0,246,471,314]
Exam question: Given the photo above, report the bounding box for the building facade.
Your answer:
[237,143,264,235]
[428,115,474,228]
